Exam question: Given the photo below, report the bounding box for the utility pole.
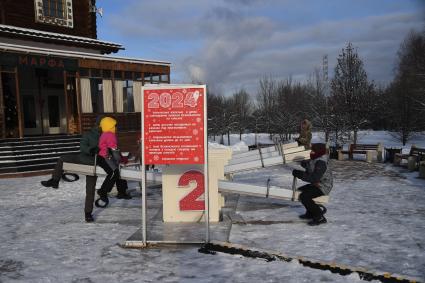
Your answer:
[322,54,329,96]
[322,54,331,143]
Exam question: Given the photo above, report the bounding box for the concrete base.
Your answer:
[407,156,417,171]
[162,148,231,223]
[419,161,425,178]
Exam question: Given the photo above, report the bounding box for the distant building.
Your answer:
[0,0,170,148]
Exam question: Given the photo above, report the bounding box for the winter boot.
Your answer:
[318,204,327,215]
[41,178,59,189]
[85,212,94,223]
[299,212,313,219]
[95,189,109,208]
[116,192,132,199]
[308,216,327,226]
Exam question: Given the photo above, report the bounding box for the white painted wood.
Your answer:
[63,163,104,175]
[281,142,299,150]
[282,146,305,154]
[231,146,276,160]
[262,155,285,167]
[224,150,310,174]
[366,151,373,163]
[224,159,263,173]
[228,150,280,165]
[218,180,329,204]
[284,150,311,162]
[62,162,161,182]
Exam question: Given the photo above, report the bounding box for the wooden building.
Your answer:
[0,0,170,154]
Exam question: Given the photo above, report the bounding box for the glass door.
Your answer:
[1,71,20,138]
[21,68,66,135]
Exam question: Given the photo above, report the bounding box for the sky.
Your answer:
[96,0,425,96]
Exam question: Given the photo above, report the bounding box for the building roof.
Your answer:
[0,42,171,66]
[0,24,123,54]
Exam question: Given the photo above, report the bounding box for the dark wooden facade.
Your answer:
[0,0,171,155]
[0,0,96,38]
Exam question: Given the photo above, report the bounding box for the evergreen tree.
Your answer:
[331,42,374,144]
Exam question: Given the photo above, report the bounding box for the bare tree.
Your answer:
[232,89,252,140]
[307,68,333,142]
[257,75,278,135]
[385,29,425,144]
[207,93,225,142]
[222,97,238,145]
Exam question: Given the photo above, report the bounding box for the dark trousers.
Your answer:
[298,184,325,219]
[85,175,97,213]
[50,154,98,214]
[51,154,81,181]
[97,156,128,194]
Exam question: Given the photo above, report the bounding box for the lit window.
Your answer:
[34,0,74,28]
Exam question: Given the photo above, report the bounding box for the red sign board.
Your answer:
[143,86,205,165]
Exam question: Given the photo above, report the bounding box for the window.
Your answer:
[114,70,123,79]
[79,68,89,77]
[35,0,74,28]
[152,74,160,83]
[123,80,134,112]
[134,72,143,81]
[90,69,101,78]
[102,69,111,79]
[90,79,103,113]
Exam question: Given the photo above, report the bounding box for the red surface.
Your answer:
[178,170,205,211]
[143,87,205,164]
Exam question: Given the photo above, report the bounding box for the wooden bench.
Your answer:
[394,146,425,171]
[338,143,383,163]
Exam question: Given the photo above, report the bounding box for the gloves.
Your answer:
[292,169,304,179]
[89,146,99,156]
[120,156,129,165]
[300,160,309,168]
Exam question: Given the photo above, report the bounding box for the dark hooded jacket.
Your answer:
[79,126,101,165]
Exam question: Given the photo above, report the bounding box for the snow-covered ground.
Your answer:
[0,131,424,282]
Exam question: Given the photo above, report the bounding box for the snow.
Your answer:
[0,131,424,282]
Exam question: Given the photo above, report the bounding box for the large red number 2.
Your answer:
[178,170,205,211]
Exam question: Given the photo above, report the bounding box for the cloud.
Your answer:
[103,1,424,97]
[181,10,423,96]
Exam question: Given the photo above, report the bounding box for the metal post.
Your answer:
[141,87,147,247]
[291,176,297,201]
[258,146,264,168]
[142,161,147,245]
[204,85,210,243]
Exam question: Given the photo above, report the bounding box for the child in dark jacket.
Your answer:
[95,117,131,208]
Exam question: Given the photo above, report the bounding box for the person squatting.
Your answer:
[292,143,333,226]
